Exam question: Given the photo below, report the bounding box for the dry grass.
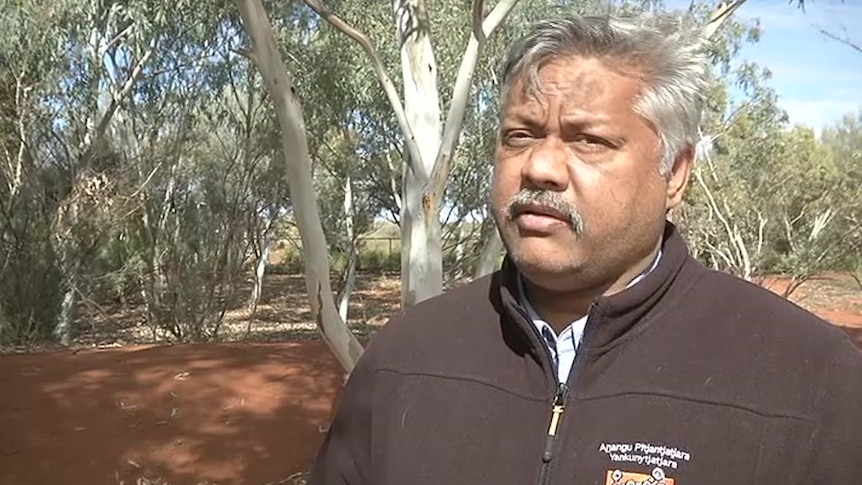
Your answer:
[69,272,402,349]
[36,270,862,352]
[763,272,862,315]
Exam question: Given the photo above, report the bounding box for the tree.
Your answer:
[0,0,298,347]
[820,29,861,54]
[672,1,862,298]
[819,110,862,289]
[235,0,364,372]
[233,0,527,369]
[228,0,760,370]
[303,0,520,307]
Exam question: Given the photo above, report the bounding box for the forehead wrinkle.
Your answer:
[502,57,648,132]
[552,74,621,130]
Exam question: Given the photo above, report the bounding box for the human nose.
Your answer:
[521,137,569,191]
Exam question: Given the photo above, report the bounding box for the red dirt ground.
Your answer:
[4,333,862,485]
[2,273,860,485]
[0,342,344,485]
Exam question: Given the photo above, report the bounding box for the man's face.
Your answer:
[491,56,691,292]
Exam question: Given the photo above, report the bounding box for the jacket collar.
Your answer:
[496,221,694,355]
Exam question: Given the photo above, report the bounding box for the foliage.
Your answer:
[0,0,859,346]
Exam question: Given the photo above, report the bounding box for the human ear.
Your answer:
[666,145,693,210]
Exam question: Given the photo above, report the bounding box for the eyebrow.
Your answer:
[501,111,544,130]
[559,111,612,128]
[502,110,612,130]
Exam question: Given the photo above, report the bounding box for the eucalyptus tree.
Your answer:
[816,111,862,289]
[285,0,519,308]
[47,1,168,344]
[0,1,68,343]
[234,0,604,369]
[673,2,861,294]
[0,0,163,343]
[0,0,290,345]
[89,6,301,342]
[235,0,366,371]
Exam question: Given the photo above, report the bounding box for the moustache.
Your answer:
[505,189,584,233]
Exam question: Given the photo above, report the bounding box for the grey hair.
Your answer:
[498,13,711,175]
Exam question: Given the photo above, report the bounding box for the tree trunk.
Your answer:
[338,169,357,322]
[474,218,503,279]
[248,211,275,318]
[304,0,519,308]
[236,0,363,372]
[395,0,444,307]
[55,263,78,345]
[54,192,81,345]
[454,221,469,280]
[338,255,357,323]
[249,237,270,317]
[400,185,444,307]
[51,21,155,345]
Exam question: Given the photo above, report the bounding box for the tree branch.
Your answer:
[10,70,31,201]
[303,0,427,181]
[425,0,520,206]
[90,35,158,152]
[98,23,135,59]
[694,166,743,270]
[385,150,403,212]
[231,47,259,65]
[703,0,749,40]
[472,0,486,44]
[704,239,735,270]
[819,29,862,54]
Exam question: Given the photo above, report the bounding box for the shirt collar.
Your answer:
[497,222,695,362]
[516,247,664,326]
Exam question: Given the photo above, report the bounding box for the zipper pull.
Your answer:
[547,382,568,436]
[542,383,569,462]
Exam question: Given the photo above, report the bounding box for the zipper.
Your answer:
[534,301,597,485]
[537,381,569,485]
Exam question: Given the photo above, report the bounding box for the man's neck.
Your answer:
[521,241,662,333]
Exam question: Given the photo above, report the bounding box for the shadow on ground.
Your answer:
[2,322,860,485]
[0,342,345,485]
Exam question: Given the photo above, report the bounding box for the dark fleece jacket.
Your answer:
[308,223,862,485]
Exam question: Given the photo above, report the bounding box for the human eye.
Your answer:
[501,129,536,147]
[572,134,612,152]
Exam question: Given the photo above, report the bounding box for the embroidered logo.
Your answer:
[599,441,692,470]
[605,467,674,485]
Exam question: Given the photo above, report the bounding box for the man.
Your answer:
[308,13,862,485]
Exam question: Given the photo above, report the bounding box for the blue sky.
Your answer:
[667,0,862,130]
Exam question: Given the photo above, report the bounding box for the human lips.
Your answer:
[511,203,574,233]
[503,189,584,234]
[512,203,570,222]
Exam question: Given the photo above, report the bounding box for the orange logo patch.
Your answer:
[605,467,675,485]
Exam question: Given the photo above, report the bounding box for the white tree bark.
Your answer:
[6,71,31,201]
[236,0,364,372]
[394,0,444,307]
[474,219,504,278]
[248,213,274,318]
[306,0,520,307]
[337,168,357,322]
[702,0,749,40]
